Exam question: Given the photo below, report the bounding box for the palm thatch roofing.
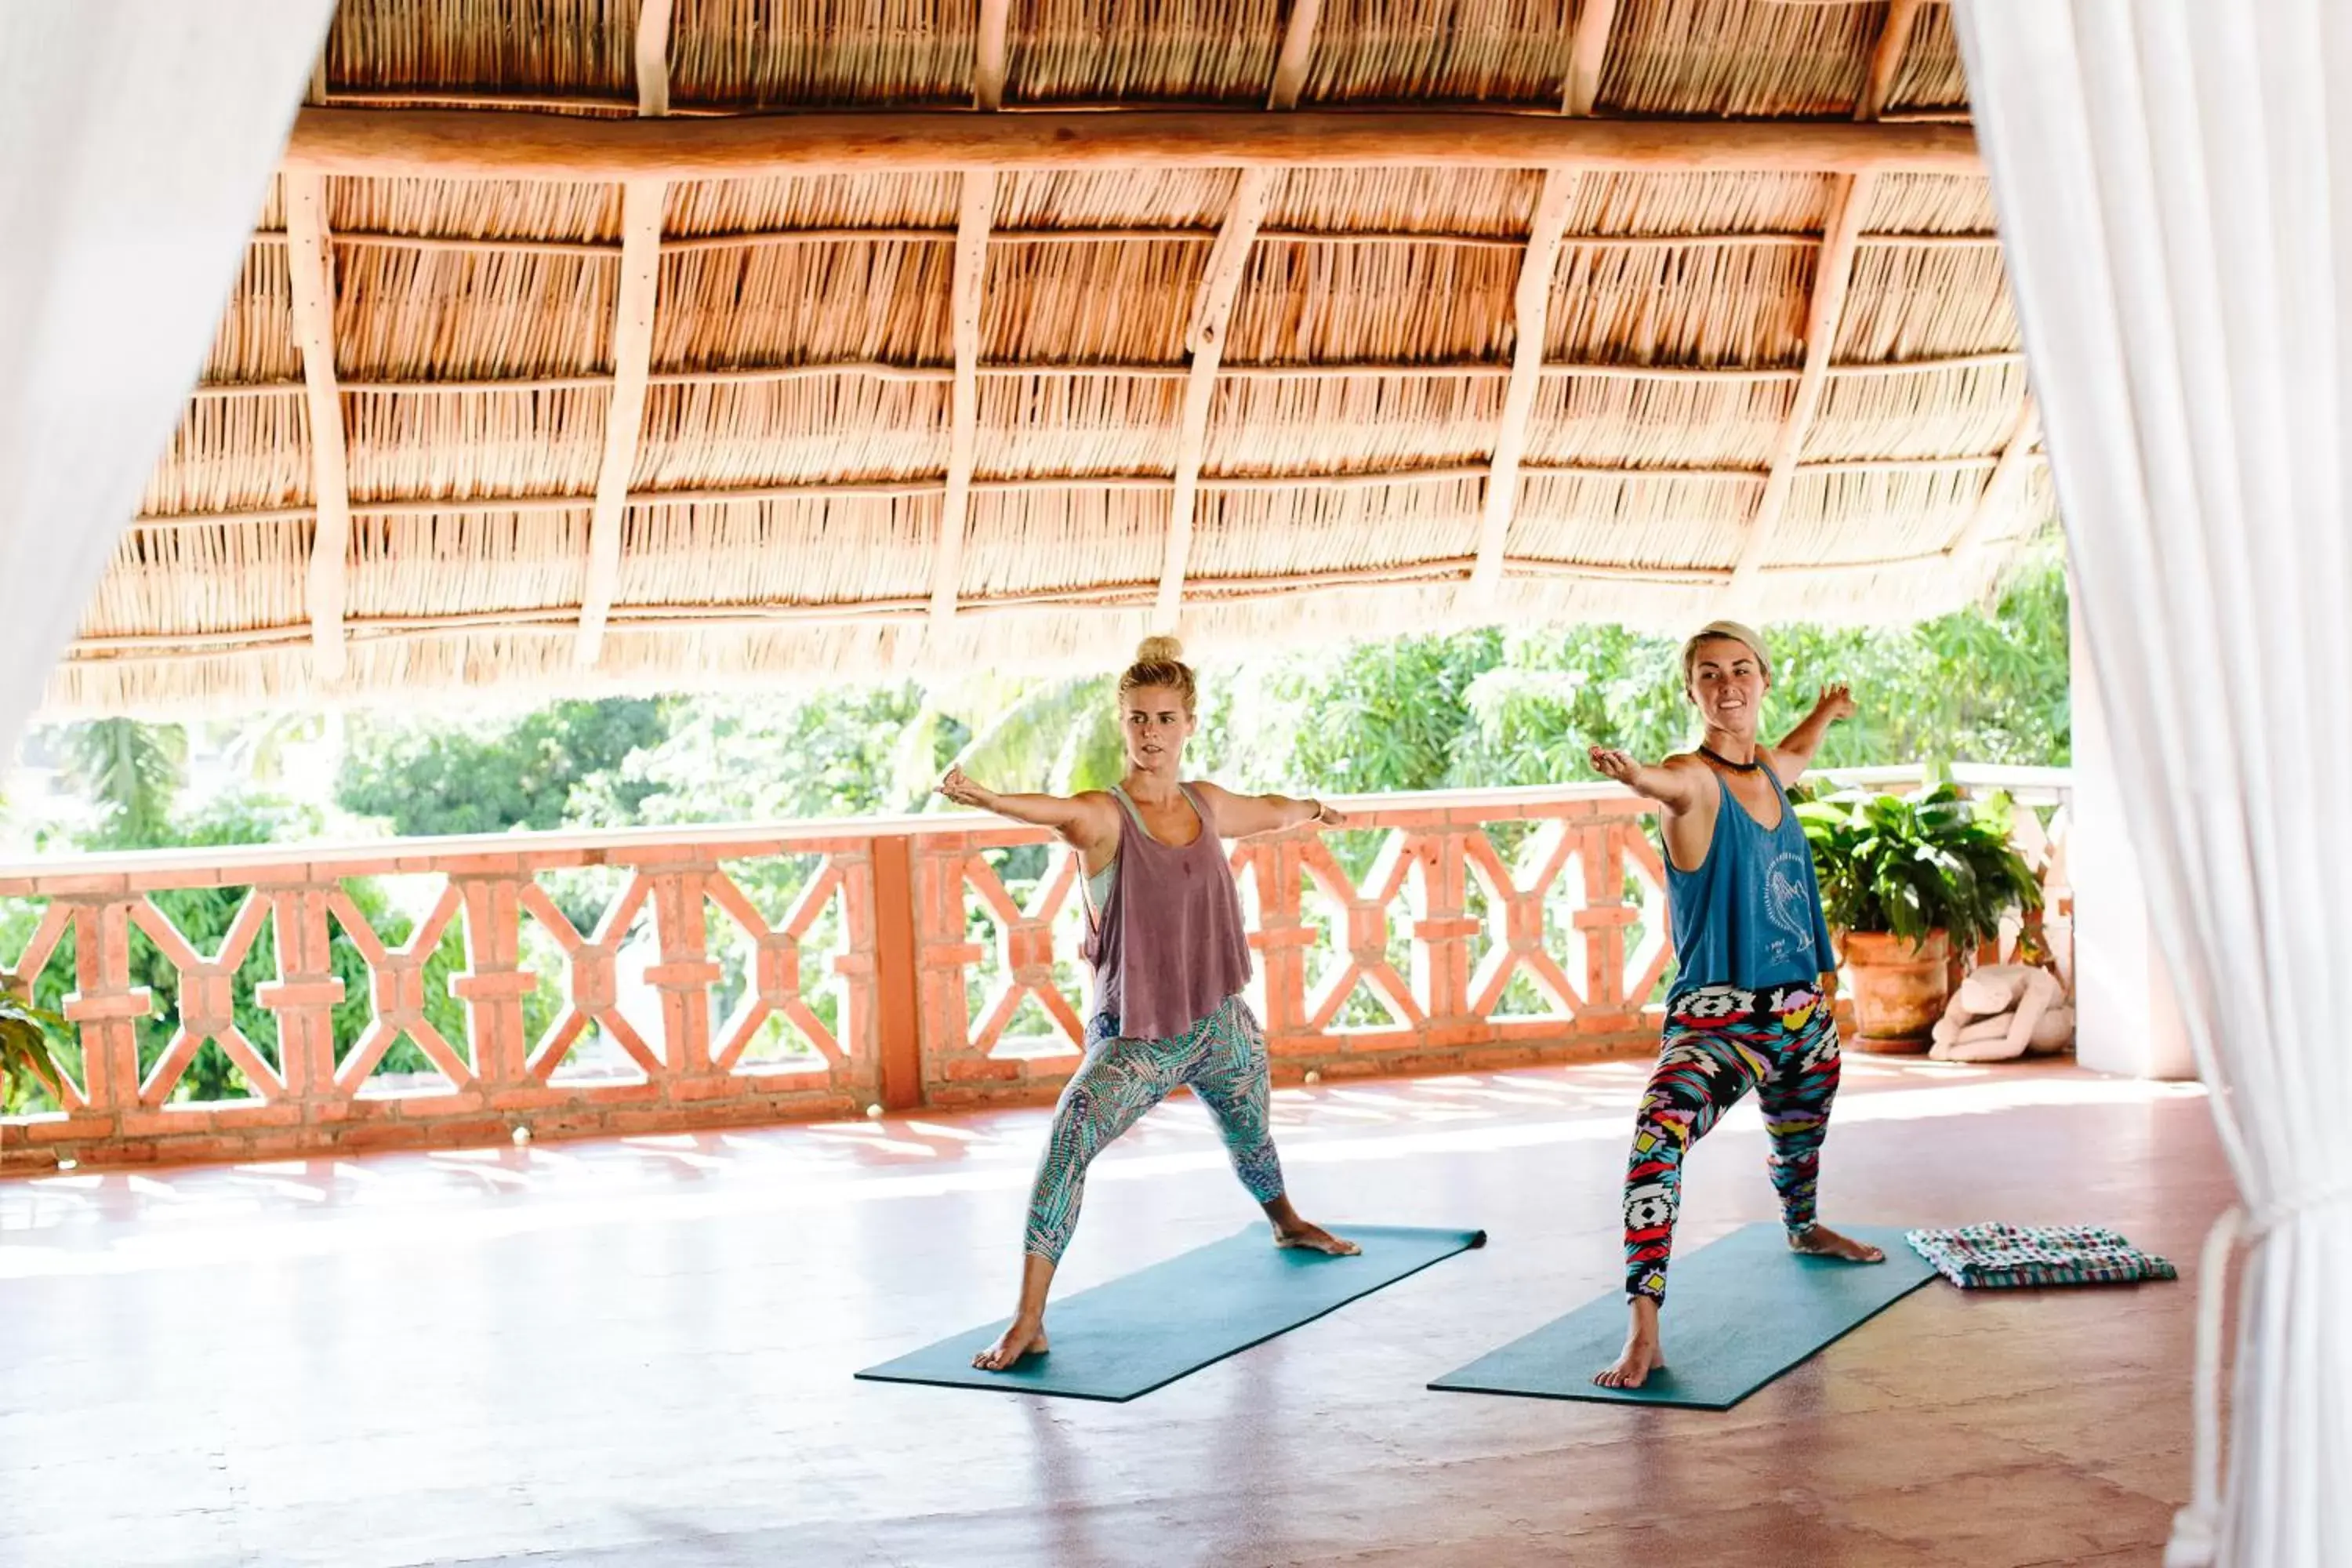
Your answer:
[63,0,2047,717]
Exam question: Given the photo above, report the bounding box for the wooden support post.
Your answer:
[281,172,351,682]
[1155,169,1270,631]
[1722,171,1877,611]
[1465,169,1576,608]
[927,175,995,633]
[870,835,924,1111]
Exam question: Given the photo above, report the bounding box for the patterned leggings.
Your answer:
[1622,982,1842,1303]
[1023,993,1287,1263]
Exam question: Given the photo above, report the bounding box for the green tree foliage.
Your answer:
[336,699,671,838]
[569,686,945,828]
[1205,553,2071,794]
[62,718,188,848]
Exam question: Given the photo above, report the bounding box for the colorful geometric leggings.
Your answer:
[1023,993,1287,1263]
[1622,982,1842,1303]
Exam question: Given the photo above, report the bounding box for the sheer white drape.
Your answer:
[1955,5,2352,1563]
[0,2,330,759]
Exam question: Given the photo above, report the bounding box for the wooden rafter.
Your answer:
[927,175,996,632]
[1721,171,1877,611]
[1466,169,1575,607]
[634,0,673,116]
[574,180,664,667]
[975,0,1011,111]
[281,108,1980,180]
[1856,0,1923,123]
[1268,0,1323,112]
[1156,169,1272,630]
[1944,394,2040,563]
[1562,0,1620,118]
[1716,0,1922,612]
[576,2,672,667]
[281,172,350,683]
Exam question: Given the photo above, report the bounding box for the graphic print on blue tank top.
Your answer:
[1664,764,1838,1000]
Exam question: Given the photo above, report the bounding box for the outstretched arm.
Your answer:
[1190,781,1346,840]
[1589,747,1709,816]
[1770,685,1857,783]
[936,767,1117,854]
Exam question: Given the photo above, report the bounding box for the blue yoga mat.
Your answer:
[857,1223,1486,1402]
[1428,1222,1932,1410]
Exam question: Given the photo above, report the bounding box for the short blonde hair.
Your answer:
[1681,620,1770,688]
[1119,634,1197,713]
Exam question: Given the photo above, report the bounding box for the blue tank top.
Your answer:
[1664,764,1838,1000]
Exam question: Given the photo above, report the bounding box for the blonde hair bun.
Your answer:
[1134,634,1185,664]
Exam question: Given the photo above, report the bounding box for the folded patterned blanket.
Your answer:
[1904,1223,2179,1289]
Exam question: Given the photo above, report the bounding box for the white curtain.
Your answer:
[0,2,332,760]
[1954,5,2352,1564]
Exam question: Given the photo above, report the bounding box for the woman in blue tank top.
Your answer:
[1585,621,1887,1390]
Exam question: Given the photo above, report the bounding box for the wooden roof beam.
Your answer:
[1156,169,1272,631]
[1721,171,1878,612]
[1466,169,1575,610]
[1562,0,1619,118]
[281,108,1980,180]
[927,175,996,633]
[281,173,350,684]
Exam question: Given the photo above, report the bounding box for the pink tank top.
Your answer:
[1080,782,1253,1040]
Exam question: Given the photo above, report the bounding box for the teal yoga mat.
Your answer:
[1428,1222,1932,1410]
[857,1224,1486,1402]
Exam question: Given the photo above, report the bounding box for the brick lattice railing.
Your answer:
[0,772,2071,1171]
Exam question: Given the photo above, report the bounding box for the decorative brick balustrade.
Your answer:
[0,772,2070,1171]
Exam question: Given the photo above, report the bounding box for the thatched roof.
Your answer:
[61,0,2046,717]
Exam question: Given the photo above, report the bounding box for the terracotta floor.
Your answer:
[0,1056,2221,1568]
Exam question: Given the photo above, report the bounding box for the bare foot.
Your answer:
[972,1316,1050,1370]
[1594,1296,1665,1388]
[1790,1223,1886,1265]
[1272,1218,1361,1256]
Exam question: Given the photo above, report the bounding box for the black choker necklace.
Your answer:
[1699,746,1764,772]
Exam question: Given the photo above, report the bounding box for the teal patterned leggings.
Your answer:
[1023,993,1288,1263]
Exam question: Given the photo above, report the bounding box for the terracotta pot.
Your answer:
[1839,929,1951,1053]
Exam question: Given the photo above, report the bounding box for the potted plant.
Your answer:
[1793,783,2043,1052]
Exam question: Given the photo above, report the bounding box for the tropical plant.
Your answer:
[336,699,672,839]
[0,993,68,1106]
[62,718,187,848]
[1793,784,2044,951]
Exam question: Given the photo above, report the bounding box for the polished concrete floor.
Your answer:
[0,1055,2221,1567]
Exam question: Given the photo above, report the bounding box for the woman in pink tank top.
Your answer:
[937,635,1362,1372]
